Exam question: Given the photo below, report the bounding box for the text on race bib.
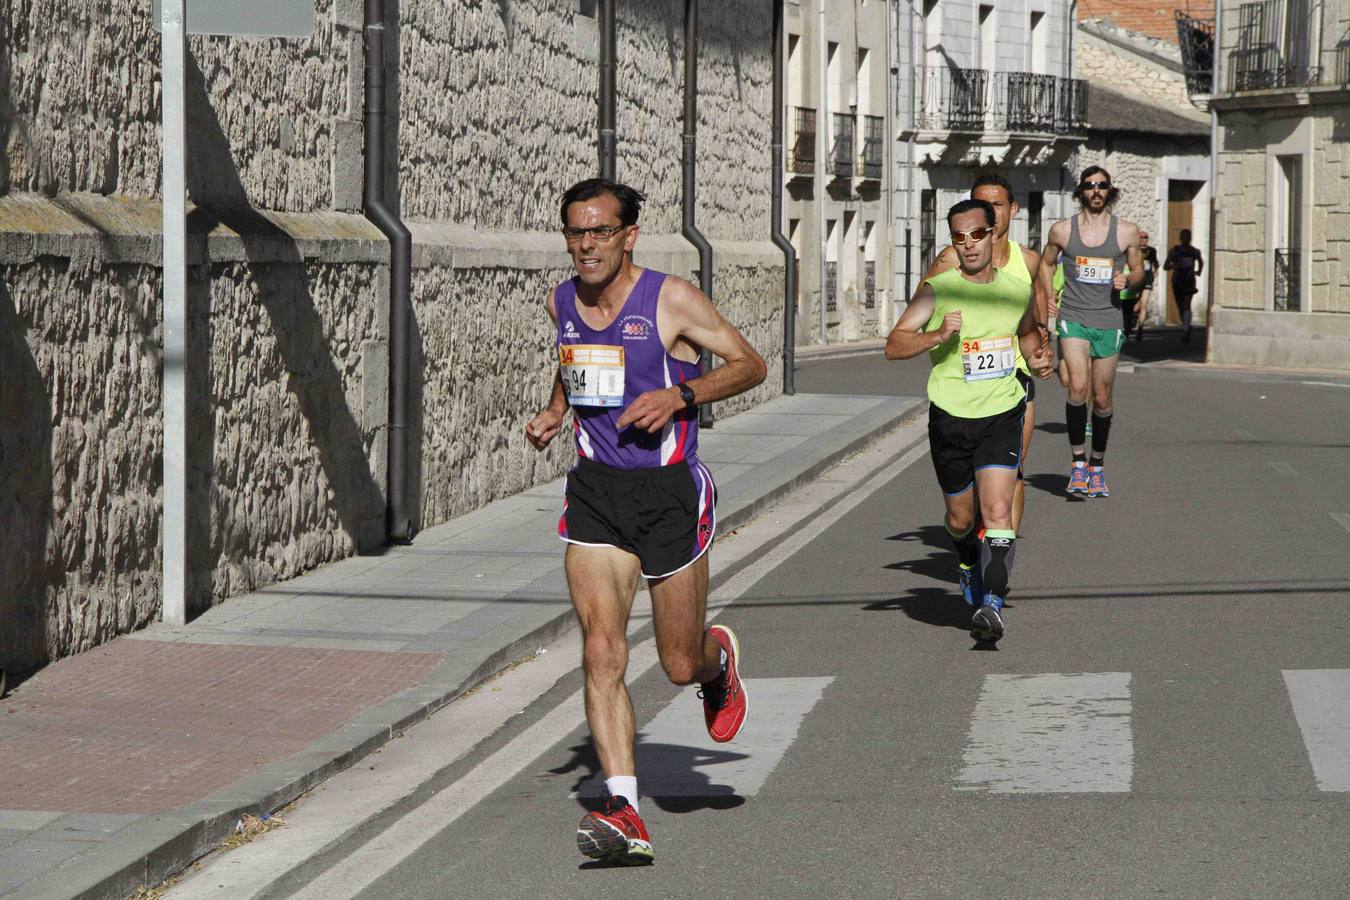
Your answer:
[560,344,625,407]
[1075,256,1114,284]
[961,335,1016,382]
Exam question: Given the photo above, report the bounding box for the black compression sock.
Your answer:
[945,519,981,569]
[1091,410,1113,456]
[1066,401,1088,447]
[981,530,1016,598]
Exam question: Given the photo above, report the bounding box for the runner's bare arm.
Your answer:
[1024,244,1051,328]
[1037,219,1070,317]
[1117,221,1144,291]
[1194,249,1204,276]
[526,287,570,450]
[911,246,958,302]
[1017,298,1054,379]
[885,284,958,360]
[617,277,768,433]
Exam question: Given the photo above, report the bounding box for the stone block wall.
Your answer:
[0,0,785,674]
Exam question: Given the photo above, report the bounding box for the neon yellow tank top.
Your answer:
[924,267,1030,419]
[1001,241,1032,373]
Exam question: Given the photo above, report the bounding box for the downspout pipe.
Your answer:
[599,0,617,179]
[771,0,798,394]
[1204,0,1223,364]
[683,0,715,427]
[364,0,413,543]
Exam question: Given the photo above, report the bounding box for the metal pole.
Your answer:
[817,0,828,344]
[771,0,797,395]
[599,0,617,179]
[1204,1,1223,364]
[160,0,187,625]
[682,0,715,427]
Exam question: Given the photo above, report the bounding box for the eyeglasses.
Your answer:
[950,226,993,245]
[562,224,628,242]
[1081,180,1111,191]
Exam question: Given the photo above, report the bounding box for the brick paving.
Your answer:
[0,641,443,814]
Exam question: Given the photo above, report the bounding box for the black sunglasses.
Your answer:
[1081,180,1112,191]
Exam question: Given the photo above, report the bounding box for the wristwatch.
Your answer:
[677,382,697,409]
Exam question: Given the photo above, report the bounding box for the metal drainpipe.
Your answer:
[772,0,797,395]
[1204,0,1223,364]
[599,0,617,179]
[816,0,828,344]
[364,0,413,543]
[683,0,715,427]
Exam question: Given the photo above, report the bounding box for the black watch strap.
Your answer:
[677,382,697,409]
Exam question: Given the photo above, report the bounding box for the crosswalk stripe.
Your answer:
[1283,669,1350,792]
[957,673,1133,793]
[573,677,834,800]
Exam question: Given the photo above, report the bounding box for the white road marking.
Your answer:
[1331,513,1350,534]
[1300,381,1350,389]
[1283,670,1350,792]
[957,673,1133,793]
[1269,462,1297,476]
[572,677,833,800]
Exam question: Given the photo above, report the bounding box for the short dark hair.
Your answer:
[1179,228,1192,242]
[1072,165,1121,207]
[971,172,1015,204]
[560,178,646,227]
[947,198,996,230]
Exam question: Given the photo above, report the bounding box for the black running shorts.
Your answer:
[1016,369,1036,404]
[928,400,1026,496]
[558,457,716,579]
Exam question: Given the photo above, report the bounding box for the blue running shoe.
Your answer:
[1086,465,1110,497]
[959,565,984,608]
[1067,461,1090,494]
[971,595,1005,642]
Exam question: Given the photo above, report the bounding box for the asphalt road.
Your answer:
[177,334,1350,898]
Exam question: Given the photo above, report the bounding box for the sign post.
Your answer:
[155,0,315,624]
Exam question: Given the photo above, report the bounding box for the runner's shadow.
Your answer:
[1027,472,1083,501]
[1036,421,1068,434]
[864,586,969,631]
[551,737,749,817]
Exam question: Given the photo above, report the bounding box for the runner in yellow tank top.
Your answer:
[887,198,1053,644]
[918,173,1048,535]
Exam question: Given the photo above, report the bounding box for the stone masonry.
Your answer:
[0,0,785,674]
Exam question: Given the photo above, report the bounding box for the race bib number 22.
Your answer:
[961,335,1016,382]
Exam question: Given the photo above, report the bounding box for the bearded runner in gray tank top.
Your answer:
[1037,165,1144,499]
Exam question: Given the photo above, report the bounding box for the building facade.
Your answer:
[782,0,897,344]
[1203,0,1350,369]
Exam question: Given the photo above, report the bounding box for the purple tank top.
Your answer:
[555,268,701,469]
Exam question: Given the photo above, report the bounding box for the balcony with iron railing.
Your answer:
[864,260,876,310]
[830,114,855,180]
[915,67,1086,136]
[859,115,883,181]
[788,106,816,175]
[1227,0,1326,92]
[824,261,838,312]
[1176,11,1215,95]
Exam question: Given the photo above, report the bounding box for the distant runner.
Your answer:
[526,178,766,865]
[886,198,1054,643]
[1037,165,1144,498]
[1164,229,1204,343]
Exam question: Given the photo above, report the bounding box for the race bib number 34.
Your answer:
[560,344,625,407]
[961,335,1016,382]
[1075,256,1114,284]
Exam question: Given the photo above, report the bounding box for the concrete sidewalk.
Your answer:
[0,392,922,899]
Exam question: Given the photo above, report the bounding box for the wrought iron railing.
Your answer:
[917,65,990,131]
[1229,0,1322,91]
[1176,12,1215,94]
[917,68,1086,135]
[830,114,855,179]
[859,115,884,180]
[825,261,838,312]
[788,106,816,174]
[1274,248,1301,311]
[1338,38,1350,85]
[1005,72,1057,133]
[864,260,876,310]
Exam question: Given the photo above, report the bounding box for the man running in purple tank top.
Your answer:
[525,178,767,866]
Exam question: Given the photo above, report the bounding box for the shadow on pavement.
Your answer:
[552,739,748,816]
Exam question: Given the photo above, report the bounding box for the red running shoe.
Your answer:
[576,794,653,865]
[700,624,747,742]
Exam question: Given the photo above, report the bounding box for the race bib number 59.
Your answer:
[560,344,626,407]
[961,335,1016,382]
[1075,256,1114,284]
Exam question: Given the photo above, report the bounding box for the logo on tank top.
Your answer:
[619,314,654,341]
[563,320,580,339]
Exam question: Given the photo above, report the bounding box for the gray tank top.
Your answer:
[1059,214,1125,329]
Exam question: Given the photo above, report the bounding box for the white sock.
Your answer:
[605,776,638,813]
[720,648,728,670]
